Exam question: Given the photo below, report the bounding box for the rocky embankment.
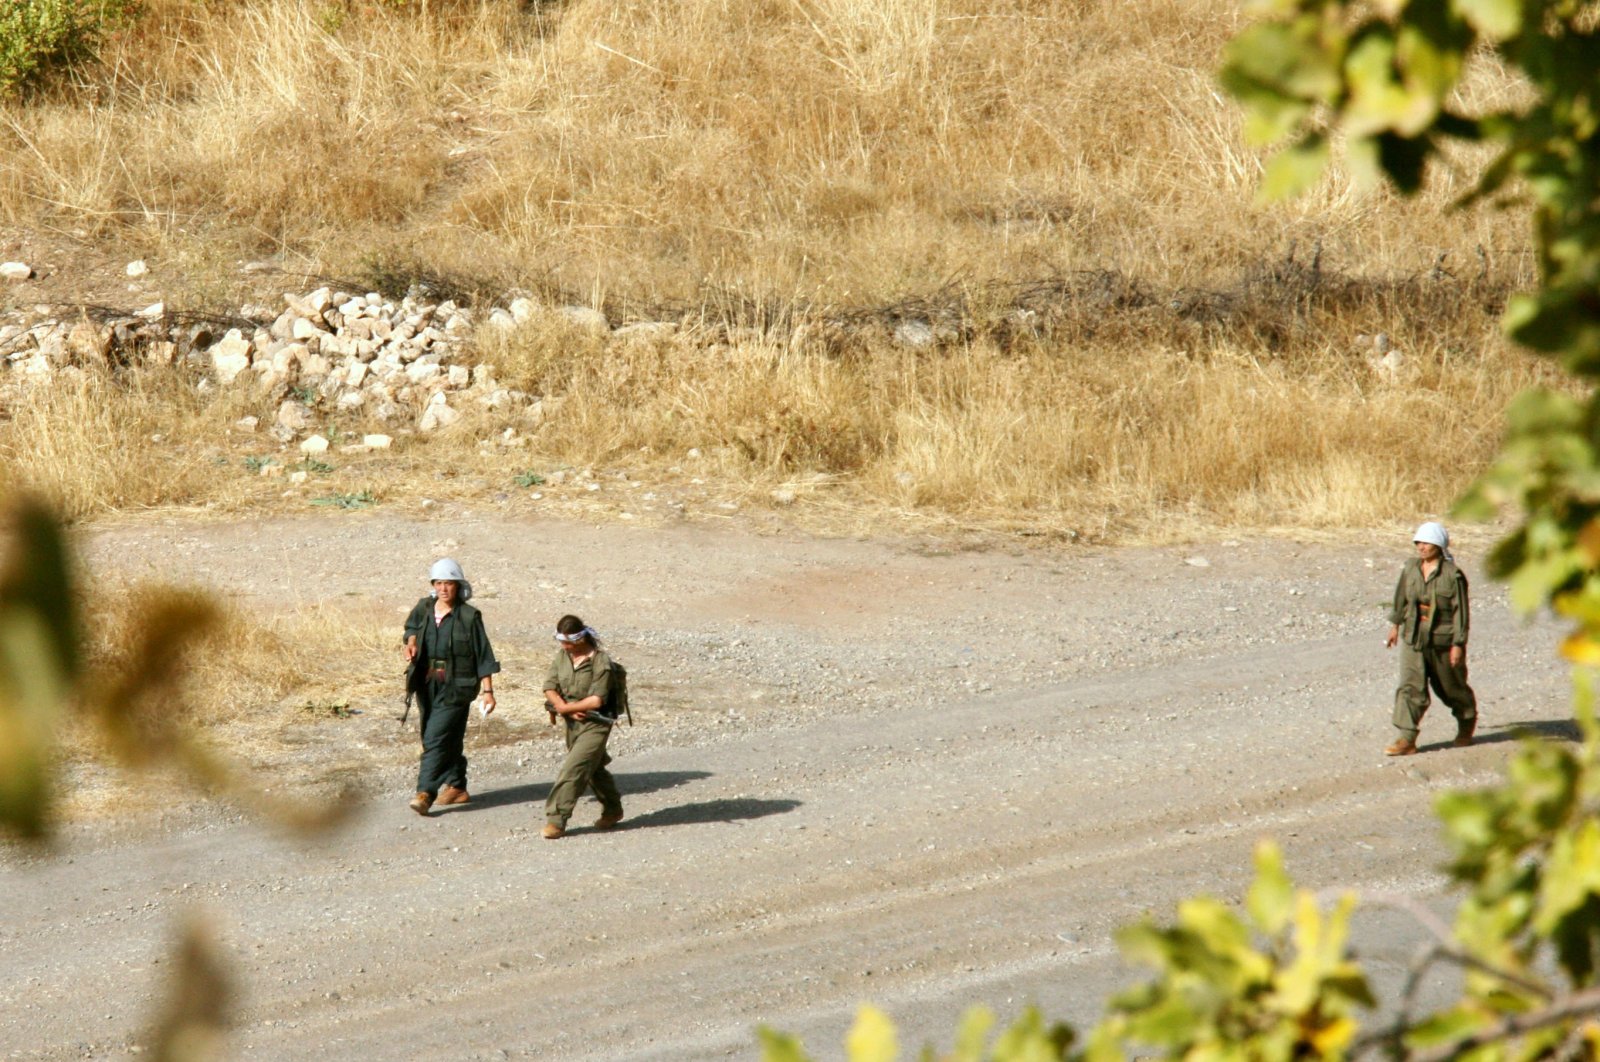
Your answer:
[0,268,613,445]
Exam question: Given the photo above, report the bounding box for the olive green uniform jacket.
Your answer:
[1387,558,1476,738]
[543,649,623,827]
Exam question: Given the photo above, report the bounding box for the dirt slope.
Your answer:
[0,512,1573,1060]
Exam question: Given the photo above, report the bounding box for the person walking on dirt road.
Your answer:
[403,558,500,815]
[541,615,624,839]
[1384,522,1477,756]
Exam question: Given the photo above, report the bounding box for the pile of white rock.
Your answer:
[0,286,564,439]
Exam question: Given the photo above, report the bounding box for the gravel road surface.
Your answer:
[0,513,1574,1059]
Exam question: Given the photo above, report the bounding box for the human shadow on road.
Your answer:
[611,797,802,832]
[1420,718,1582,753]
[448,770,713,813]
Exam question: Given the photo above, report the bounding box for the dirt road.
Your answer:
[0,512,1574,1059]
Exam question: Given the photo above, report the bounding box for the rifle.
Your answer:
[398,653,426,727]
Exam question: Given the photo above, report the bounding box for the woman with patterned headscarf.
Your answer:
[540,614,625,839]
[1383,522,1477,756]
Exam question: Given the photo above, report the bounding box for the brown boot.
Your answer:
[408,791,434,816]
[1453,719,1477,748]
[1385,738,1418,757]
[594,811,624,831]
[542,823,565,840]
[437,785,471,806]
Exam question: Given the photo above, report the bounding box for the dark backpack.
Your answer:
[606,655,633,726]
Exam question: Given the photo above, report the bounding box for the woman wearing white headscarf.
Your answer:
[402,558,500,814]
[1383,522,1477,756]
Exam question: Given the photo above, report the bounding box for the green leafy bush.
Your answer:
[0,0,136,95]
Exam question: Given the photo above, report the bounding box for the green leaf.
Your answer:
[1451,0,1522,40]
[0,499,79,843]
[1246,841,1294,936]
[1259,134,1331,201]
[758,1027,814,1062]
[1535,819,1600,934]
[846,1005,898,1062]
[0,611,64,841]
[950,1006,995,1062]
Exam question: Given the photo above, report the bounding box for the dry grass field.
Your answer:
[0,0,1553,538]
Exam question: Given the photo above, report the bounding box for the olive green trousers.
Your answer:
[545,718,623,827]
[1392,642,1477,740]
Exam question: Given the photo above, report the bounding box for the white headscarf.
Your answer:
[427,557,474,602]
[1412,522,1453,563]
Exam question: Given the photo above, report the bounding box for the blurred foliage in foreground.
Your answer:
[763,0,1600,1056]
[0,496,344,1058]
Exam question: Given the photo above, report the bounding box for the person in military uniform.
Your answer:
[541,614,624,839]
[1384,522,1477,756]
[403,558,500,815]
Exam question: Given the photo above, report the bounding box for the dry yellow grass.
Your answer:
[54,577,402,821]
[0,0,1552,540]
[0,0,1528,297]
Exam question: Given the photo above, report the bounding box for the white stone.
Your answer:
[65,322,111,365]
[235,416,259,432]
[894,320,936,348]
[289,470,309,485]
[276,400,313,432]
[209,329,253,384]
[560,306,609,333]
[302,353,332,377]
[771,487,798,506]
[300,434,330,454]
[419,396,461,432]
[1369,349,1407,384]
[1185,556,1211,568]
[346,361,369,388]
[292,317,326,340]
[406,361,443,384]
[336,392,366,411]
[363,433,393,450]
[615,322,676,341]
[125,260,149,278]
[136,302,164,319]
[0,262,34,281]
[447,365,471,389]
[509,297,536,323]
